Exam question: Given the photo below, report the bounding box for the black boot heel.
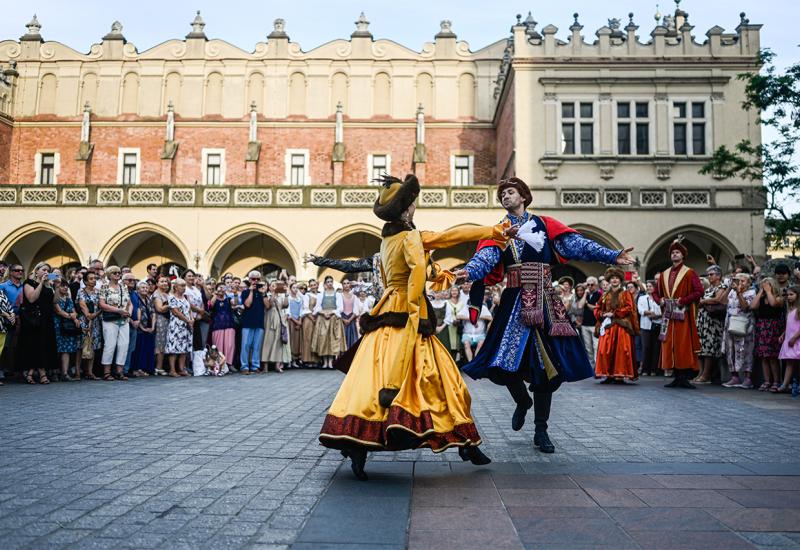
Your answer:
[458,445,492,466]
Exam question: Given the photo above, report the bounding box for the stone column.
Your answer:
[246,101,261,185]
[412,103,427,183]
[332,101,345,185]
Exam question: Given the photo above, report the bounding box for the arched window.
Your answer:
[416,73,433,116]
[458,73,475,118]
[331,72,348,114]
[163,72,181,114]
[38,74,57,114]
[247,73,265,112]
[205,72,223,115]
[121,73,139,114]
[373,72,391,116]
[288,72,306,115]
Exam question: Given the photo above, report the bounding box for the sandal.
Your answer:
[758,382,770,391]
[114,374,129,381]
[776,385,792,394]
[103,373,115,381]
[25,374,36,385]
[39,375,50,385]
[769,383,780,393]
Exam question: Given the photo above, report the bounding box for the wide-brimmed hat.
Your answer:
[496,177,532,208]
[373,174,420,222]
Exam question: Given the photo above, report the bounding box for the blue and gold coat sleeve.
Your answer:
[465,247,502,282]
[553,233,621,264]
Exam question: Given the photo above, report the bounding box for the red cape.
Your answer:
[476,215,578,285]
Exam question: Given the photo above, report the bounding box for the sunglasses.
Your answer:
[10,268,23,272]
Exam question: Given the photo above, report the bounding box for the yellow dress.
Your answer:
[320,224,507,452]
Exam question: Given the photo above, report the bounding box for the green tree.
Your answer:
[700,49,800,255]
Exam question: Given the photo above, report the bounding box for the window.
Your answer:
[201,148,226,185]
[451,154,474,186]
[284,149,310,185]
[561,101,594,154]
[617,101,650,155]
[116,148,141,185]
[673,101,707,155]
[39,153,55,185]
[368,154,391,184]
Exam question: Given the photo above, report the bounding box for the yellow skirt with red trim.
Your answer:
[319,324,481,453]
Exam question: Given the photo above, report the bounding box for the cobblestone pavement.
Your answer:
[1,371,800,549]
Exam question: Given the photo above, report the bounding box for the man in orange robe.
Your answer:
[652,239,703,389]
[594,267,636,383]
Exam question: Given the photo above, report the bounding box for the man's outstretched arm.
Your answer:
[308,254,374,274]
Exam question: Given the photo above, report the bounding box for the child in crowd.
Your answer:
[204,345,228,377]
[778,286,800,393]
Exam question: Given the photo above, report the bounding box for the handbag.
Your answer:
[727,314,749,337]
[705,303,727,321]
[61,317,83,336]
[280,323,289,344]
[102,311,123,322]
[81,322,94,360]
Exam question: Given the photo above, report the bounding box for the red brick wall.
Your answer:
[5,117,496,186]
[495,82,515,179]
[0,118,11,183]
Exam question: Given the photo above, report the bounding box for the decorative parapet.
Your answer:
[0,185,761,211]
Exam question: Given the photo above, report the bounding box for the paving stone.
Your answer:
[409,529,524,550]
[513,517,638,547]
[627,530,757,549]
[605,507,729,531]
[719,490,800,509]
[498,488,598,507]
[630,488,744,508]
[708,508,800,532]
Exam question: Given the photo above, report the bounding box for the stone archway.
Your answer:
[207,224,298,279]
[314,225,381,282]
[569,224,624,279]
[643,225,739,280]
[100,223,191,278]
[0,222,83,273]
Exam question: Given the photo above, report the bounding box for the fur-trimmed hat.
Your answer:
[373,174,420,222]
[669,235,688,259]
[496,177,532,208]
[604,267,626,282]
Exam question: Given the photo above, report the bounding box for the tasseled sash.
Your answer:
[507,263,575,337]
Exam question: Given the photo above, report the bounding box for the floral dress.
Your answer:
[151,291,170,353]
[697,284,726,358]
[77,288,103,350]
[165,295,192,354]
[54,295,81,353]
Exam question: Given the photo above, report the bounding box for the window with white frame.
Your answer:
[451,154,474,186]
[201,148,226,185]
[673,101,707,155]
[617,101,650,155]
[116,148,141,185]
[34,151,59,185]
[284,149,310,186]
[561,101,594,155]
[368,154,390,184]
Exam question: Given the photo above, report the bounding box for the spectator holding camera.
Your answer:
[722,273,756,389]
[98,266,132,381]
[752,277,785,392]
[694,265,728,383]
[18,262,58,384]
[239,270,267,374]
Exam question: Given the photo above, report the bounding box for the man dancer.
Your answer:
[652,238,702,389]
[456,178,634,453]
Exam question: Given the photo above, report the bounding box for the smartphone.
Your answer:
[47,273,59,281]
[734,254,745,260]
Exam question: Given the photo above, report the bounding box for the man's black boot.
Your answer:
[533,431,555,453]
[512,400,533,431]
[664,376,680,388]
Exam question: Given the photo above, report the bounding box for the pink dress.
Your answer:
[780,310,800,360]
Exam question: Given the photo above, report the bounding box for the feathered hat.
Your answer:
[496,177,532,208]
[373,174,420,222]
[668,235,688,258]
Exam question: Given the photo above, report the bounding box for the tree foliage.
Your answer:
[700,50,800,254]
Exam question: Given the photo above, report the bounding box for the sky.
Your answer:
[1,0,797,70]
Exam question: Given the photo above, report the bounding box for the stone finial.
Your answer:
[739,12,750,25]
[436,19,456,38]
[524,11,541,39]
[103,20,126,42]
[516,14,522,25]
[20,14,43,41]
[569,13,583,31]
[268,18,288,39]
[352,12,372,38]
[654,4,662,23]
[26,14,41,35]
[186,10,207,39]
[625,12,638,31]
